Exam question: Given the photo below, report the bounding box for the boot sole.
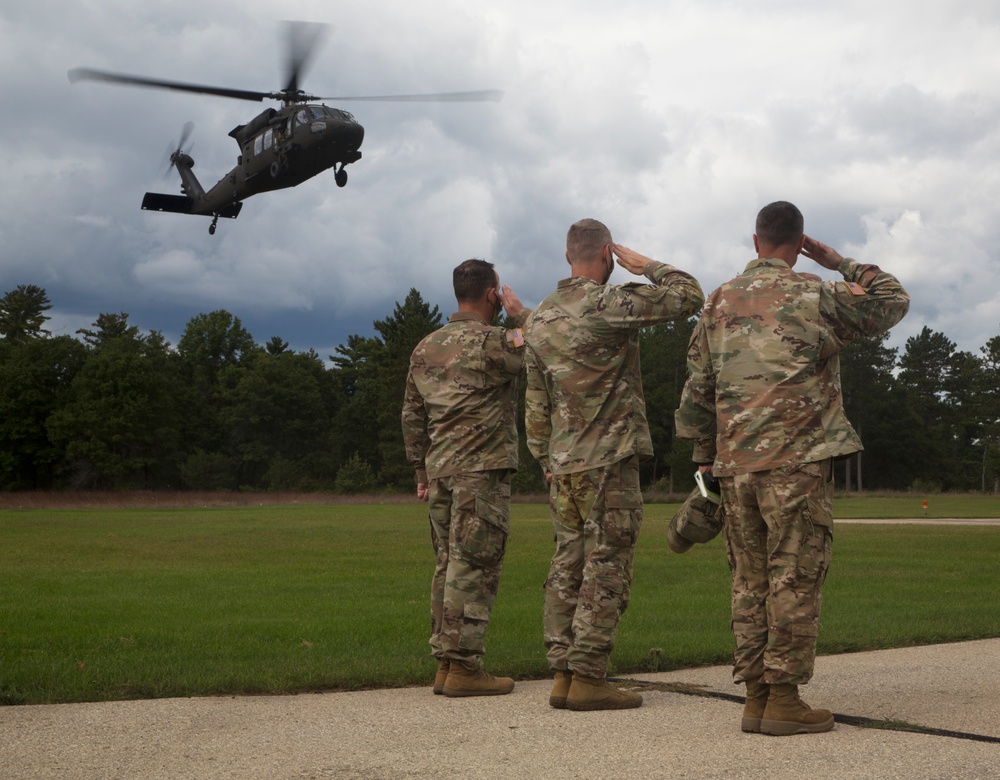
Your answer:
[442,686,514,697]
[759,715,834,736]
[565,698,642,711]
[549,697,567,709]
[741,716,762,733]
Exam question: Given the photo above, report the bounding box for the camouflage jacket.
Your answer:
[675,256,910,475]
[525,261,705,475]
[402,310,528,483]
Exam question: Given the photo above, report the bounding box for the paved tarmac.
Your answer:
[2,637,998,780]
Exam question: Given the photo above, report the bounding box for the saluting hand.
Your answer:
[612,244,654,276]
[801,236,844,271]
[499,285,525,319]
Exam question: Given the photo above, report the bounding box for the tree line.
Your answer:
[2,283,998,494]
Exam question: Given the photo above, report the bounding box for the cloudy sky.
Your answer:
[3,0,999,361]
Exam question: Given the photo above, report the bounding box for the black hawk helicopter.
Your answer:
[68,23,503,235]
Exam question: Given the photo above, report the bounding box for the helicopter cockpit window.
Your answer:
[326,108,356,122]
[296,110,309,126]
[310,107,326,120]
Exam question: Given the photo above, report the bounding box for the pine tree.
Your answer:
[330,289,442,490]
[0,284,52,343]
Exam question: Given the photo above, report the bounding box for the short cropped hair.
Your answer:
[453,258,497,303]
[755,201,804,248]
[566,218,613,264]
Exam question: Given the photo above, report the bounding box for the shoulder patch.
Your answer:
[505,328,525,348]
[843,281,867,296]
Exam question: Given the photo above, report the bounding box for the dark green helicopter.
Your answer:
[69,23,503,234]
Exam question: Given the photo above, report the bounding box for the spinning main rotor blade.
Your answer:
[69,20,503,106]
[69,68,503,104]
[284,21,327,96]
[68,68,271,102]
[317,90,504,102]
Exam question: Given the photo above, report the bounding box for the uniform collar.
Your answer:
[557,276,600,289]
[745,256,794,272]
[448,311,490,324]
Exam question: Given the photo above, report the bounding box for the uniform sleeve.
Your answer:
[490,310,531,377]
[400,365,430,485]
[599,261,705,329]
[490,323,528,379]
[674,315,718,463]
[524,348,552,472]
[510,307,531,329]
[819,258,911,354]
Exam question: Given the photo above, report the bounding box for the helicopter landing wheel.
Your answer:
[209,215,219,235]
[335,166,348,188]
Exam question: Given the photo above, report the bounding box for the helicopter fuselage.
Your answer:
[142,103,364,231]
[226,103,364,198]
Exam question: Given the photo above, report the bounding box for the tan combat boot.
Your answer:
[565,674,643,711]
[741,679,770,733]
[432,659,450,695]
[549,670,573,709]
[760,683,835,735]
[442,662,515,697]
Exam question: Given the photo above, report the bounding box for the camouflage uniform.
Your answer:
[526,261,704,678]
[676,256,909,684]
[402,310,528,668]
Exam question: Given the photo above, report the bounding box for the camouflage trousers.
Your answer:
[428,469,511,668]
[544,456,642,679]
[720,459,834,686]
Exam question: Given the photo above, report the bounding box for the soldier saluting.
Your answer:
[525,218,704,711]
[676,201,910,735]
[402,259,529,697]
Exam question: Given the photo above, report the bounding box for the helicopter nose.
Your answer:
[313,119,363,149]
[350,123,364,149]
[332,122,364,150]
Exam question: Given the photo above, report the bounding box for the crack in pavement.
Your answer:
[614,678,1000,744]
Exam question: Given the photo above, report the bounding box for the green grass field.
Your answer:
[1,495,998,704]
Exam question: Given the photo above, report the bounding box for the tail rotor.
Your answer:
[163,121,195,176]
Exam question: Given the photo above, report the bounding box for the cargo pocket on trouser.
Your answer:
[603,487,642,549]
[465,492,510,569]
[458,601,493,652]
[802,463,834,591]
[589,572,626,629]
[804,498,832,581]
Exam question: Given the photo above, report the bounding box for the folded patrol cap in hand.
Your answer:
[667,487,725,553]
